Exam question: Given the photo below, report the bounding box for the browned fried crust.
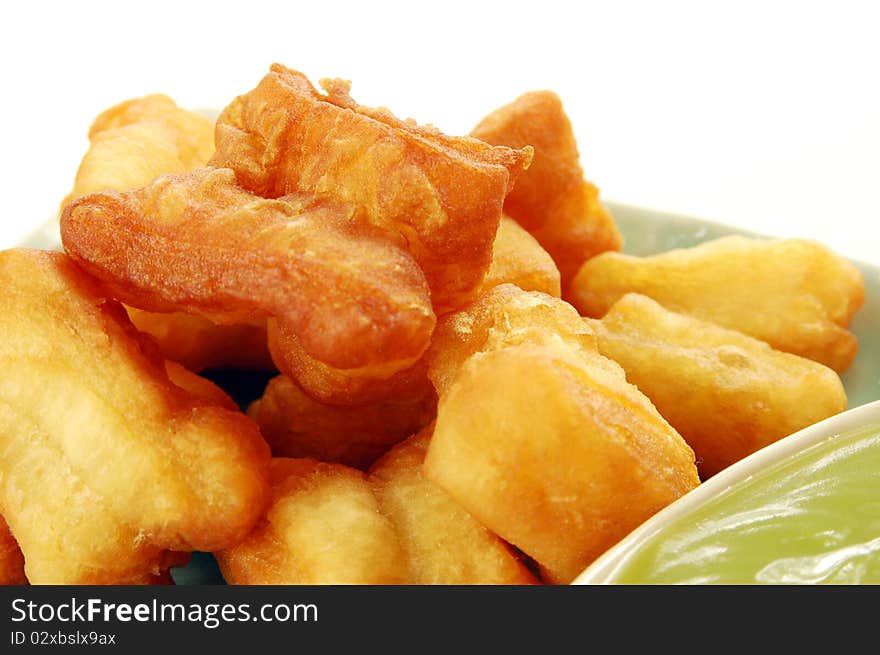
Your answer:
[60,168,436,378]
[210,64,532,312]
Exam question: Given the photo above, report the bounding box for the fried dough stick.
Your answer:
[64,94,214,206]
[216,459,409,585]
[63,94,272,372]
[264,213,560,406]
[481,216,561,297]
[249,374,437,469]
[472,91,621,289]
[248,215,560,453]
[61,167,436,383]
[369,427,539,584]
[210,63,532,312]
[588,294,848,477]
[0,249,270,584]
[569,235,865,372]
[423,285,699,583]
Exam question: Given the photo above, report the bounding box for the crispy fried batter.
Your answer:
[427,283,596,395]
[422,285,699,584]
[569,235,865,372]
[129,307,274,372]
[216,459,409,585]
[61,168,436,385]
[265,320,434,406]
[481,216,561,297]
[266,215,561,406]
[369,427,538,584]
[0,517,26,585]
[64,94,214,207]
[0,249,270,584]
[471,91,621,287]
[210,64,532,312]
[163,360,240,412]
[64,95,274,372]
[248,374,436,469]
[588,294,848,477]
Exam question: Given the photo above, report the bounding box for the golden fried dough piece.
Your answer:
[64,94,214,206]
[267,217,561,406]
[569,235,865,372]
[0,517,26,585]
[164,360,239,412]
[588,294,848,478]
[216,459,408,584]
[427,283,596,396]
[471,91,621,287]
[369,427,538,584]
[0,249,270,584]
[248,375,437,469]
[64,95,272,373]
[481,217,561,297]
[210,64,532,312]
[265,321,435,406]
[128,307,274,372]
[422,285,699,584]
[61,167,436,384]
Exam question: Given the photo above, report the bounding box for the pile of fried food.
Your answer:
[0,64,865,585]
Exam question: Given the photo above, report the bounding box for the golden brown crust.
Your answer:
[472,91,621,287]
[210,64,532,312]
[128,308,274,373]
[587,293,848,477]
[164,360,240,412]
[0,249,271,584]
[427,283,597,396]
[369,428,538,584]
[248,374,436,469]
[63,95,274,373]
[481,217,561,297]
[422,285,699,583]
[61,167,436,379]
[216,459,409,585]
[63,94,214,210]
[569,235,865,372]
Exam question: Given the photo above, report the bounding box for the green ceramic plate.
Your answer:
[20,203,880,584]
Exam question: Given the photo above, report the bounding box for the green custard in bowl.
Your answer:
[575,401,880,584]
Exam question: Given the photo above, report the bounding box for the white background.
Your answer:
[3,1,878,262]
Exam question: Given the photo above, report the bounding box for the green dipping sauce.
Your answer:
[609,425,880,584]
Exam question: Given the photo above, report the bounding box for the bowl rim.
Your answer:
[572,398,880,584]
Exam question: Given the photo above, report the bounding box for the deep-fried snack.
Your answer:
[216,458,408,584]
[369,426,538,584]
[422,285,699,584]
[210,64,533,312]
[265,321,434,406]
[163,360,240,412]
[64,95,274,372]
[569,235,865,372]
[471,90,621,287]
[0,249,270,584]
[61,167,436,385]
[0,517,26,585]
[63,94,214,207]
[427,283,596,395]
[266,215,561,406]
[248,374,437,469]
[129,307,274,372]
[587,294,848,477]
[481,216,561,297]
